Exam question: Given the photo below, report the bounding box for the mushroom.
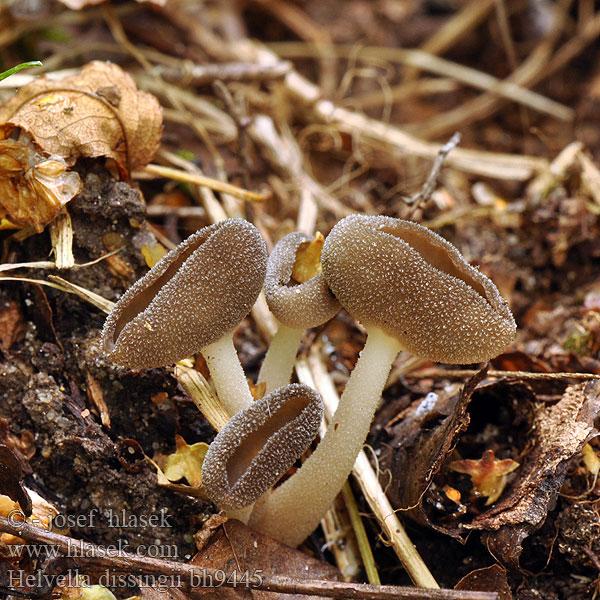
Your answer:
[248,214,516,546]
[259,232,340,393]
[202,383,323,510]
[102,218,267,416]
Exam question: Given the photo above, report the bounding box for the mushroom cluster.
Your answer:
[102,215,516,547]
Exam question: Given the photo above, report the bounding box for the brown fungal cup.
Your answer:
[102,218,267,369]
[321,214,516,363]
[258,232,341,394]
[264,232,340,329]
[201,383,323,510]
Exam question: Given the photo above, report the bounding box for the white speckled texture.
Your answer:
[202,383,323,510]
[321,214,516,364]
[102,218,267,369]
[265,232,340,329]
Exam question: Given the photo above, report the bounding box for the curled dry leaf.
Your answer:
[386,374,600,568]
[382,367,487,523]
[0,139,81,232]
[291,231,325,283]
[0,61,163,177]
[475,381,600,567]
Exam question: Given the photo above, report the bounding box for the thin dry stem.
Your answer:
[407,369,600,381]
[49,210,75,269]
[0,276,114,314]
[143,163,271,203]
[267,42,573,122]
[235,40,548,180]
[173,364,230,431]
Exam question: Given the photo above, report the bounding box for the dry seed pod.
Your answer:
[102,218,267,416]
[259,232,340,394]
[321,214,516,363]
[202,383,323,510]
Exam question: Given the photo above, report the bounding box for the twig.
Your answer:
[405,133,461,219]
[142,164,271,203]
[146,206,207,218]
[156,149,228,224]
[248,115,352,218]
[405,369,600,381]
[341,480,381,585]
[152,61,291,85]
[0,518,498,600]
[0,246,126,273]
[402,0,497,80]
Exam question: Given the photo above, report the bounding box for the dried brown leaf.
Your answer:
[455,565,512,600]
[0,62,163,177]
[0,300,25,354]
[472,381,600,531]
[191,518,339,600]
[86,371,111,428]
[384,366,488,520]
[0,445,31,516]
[468,381,600,568]
[0,139,82,232]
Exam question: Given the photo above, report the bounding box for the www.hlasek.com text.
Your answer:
[7,539,179,560]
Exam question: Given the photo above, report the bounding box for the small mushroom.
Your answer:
[202,383,323,510]
[259,232,340,393]
[248,214,516,546]
[102,218,267,416]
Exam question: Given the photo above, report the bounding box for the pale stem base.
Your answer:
[248,326,403,547]
[226,505,253,524]
[202,331,253,417]
[257,324,305,394]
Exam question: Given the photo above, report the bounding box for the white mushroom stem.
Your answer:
[226,505,254,524]
[248,326,403,547]
[258,324,305,394]
[202,331,253,417]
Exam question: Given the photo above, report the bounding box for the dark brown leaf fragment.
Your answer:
[191,518,339,600]
[0,445,32,516]
[455,565,512,600]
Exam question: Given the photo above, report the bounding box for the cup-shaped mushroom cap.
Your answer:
[321,215,516,364]
[264,232,340,329]
[102,218,267,369]
[202,383,323,510]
